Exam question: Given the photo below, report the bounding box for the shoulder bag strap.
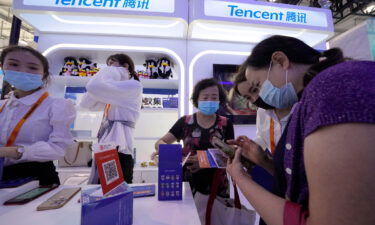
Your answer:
[205,169,224,225]
[64,142,82,165]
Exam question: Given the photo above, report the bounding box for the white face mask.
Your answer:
[258,61,298,109]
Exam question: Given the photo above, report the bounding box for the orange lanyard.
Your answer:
[269,118,276,155]
[4,92,49,146]
[0,101,8,113]
[103,104,111,120]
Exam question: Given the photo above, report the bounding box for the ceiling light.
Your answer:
[364,3,375,13]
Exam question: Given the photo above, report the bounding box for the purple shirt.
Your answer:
[282,61,375,206]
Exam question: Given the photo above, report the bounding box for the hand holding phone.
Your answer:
[211,136,255,169]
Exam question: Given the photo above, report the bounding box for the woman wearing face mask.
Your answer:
[80,53,142,184]
[0,46,76,185]
[234,64,297,225]
[226,35,375,225]
[233,65,295,176]
[152,78,234,221]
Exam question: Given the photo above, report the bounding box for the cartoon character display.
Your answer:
[157,57,173,79]
[59,57,78,76]
[144,59,159,79]
[77,57,99,77]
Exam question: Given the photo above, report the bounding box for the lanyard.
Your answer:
[269,118,276,155]
[103,104,111,120]
[0,101,8,113]
[4,92,49,146]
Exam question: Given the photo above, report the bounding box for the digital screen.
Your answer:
[14,188,50,200]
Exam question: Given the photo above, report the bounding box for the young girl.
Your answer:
[80,53,142,184]
[0,46,76,185]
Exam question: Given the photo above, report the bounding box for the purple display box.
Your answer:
[158,144,182,201]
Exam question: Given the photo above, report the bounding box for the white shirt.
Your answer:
[253,107,294,153]
[0,89,76,166]
[79,66,143,156]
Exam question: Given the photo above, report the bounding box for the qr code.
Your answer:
[102,160,119,184]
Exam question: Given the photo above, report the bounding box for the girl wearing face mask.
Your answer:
[80,53,142,184]
[152,78,234,222]
[233,64,295,178]
[226,35,375,225]
[0,46,76,185]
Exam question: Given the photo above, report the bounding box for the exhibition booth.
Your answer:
[0,0,335,224]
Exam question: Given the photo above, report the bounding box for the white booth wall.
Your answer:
[329,19,375,60]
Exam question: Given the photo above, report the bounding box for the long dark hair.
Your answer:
[244,35,345,87]
[106,53,139,81]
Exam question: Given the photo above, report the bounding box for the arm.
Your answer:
[227,149,286,225]
[79,92,106,111]
[151,132,178,160]
[228,136,274,175]
[154,132,178,151]
[303,123,375,225]
[85,67,143,106]
[12,99,76,162]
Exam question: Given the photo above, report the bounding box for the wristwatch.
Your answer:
[16,146,25,159]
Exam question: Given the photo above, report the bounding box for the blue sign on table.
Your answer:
[81,183,133,225]
[158,144,182,201]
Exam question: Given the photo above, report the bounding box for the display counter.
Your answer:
[0,182,200,225]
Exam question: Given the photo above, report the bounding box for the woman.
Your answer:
[80,53,142,184]
[233,64,295,175]
[227,35,375,225]
[0,45,76,185]
[152,78,234,223]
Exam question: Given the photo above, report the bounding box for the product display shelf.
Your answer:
[50,75,179,89]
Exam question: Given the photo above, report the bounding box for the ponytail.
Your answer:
[129,68,140,81]
[303,48,345,86]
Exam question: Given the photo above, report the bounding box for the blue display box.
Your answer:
[162,97,178,108]
[81,183,133,225]
[158,144,182,201]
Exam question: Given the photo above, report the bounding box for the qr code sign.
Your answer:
[102,160,119,184]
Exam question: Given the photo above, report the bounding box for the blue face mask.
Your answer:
[259,61,298,109]
[3,70,44,91]
[198,101,220,115]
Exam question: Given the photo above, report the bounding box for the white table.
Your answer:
[0,182,200,225]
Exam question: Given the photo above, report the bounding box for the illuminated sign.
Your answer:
[204,0,328,28]
[23,0,175,13]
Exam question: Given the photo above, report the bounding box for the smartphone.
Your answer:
[3,184,59,205]
[211,136,255,169]
[211,136,236,158]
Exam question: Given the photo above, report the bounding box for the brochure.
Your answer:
[94,144,125,196]
[197,149,228,168]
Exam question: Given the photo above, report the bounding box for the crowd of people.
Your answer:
[0,35,374,225]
